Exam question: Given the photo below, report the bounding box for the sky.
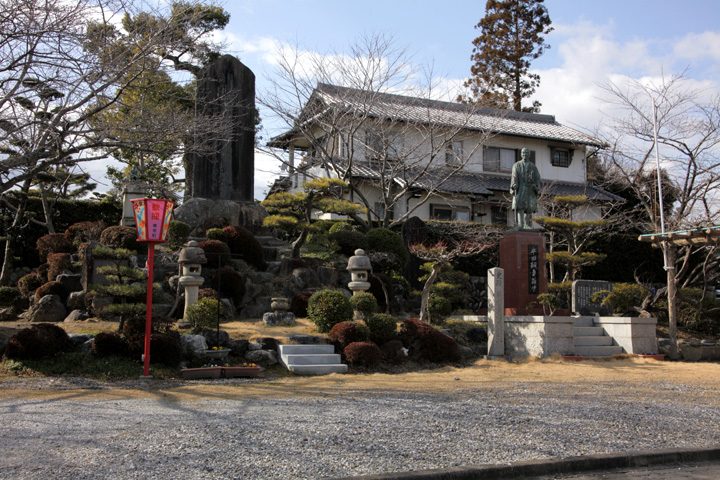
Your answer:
[88,0,720,200]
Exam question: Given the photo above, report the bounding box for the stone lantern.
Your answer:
[347,248,372,295]
[177,240,207,327]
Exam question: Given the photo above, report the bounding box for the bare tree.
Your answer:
[595,73,720,358]
[260,33,501,230]
[0,0,230,284]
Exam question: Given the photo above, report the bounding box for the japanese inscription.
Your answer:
[528,244,539,294]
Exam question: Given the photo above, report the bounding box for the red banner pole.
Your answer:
[142,243,155,377]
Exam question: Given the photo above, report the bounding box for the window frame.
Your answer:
[430,204,471,221]
[550,146,573,168]
[445,140,463,165]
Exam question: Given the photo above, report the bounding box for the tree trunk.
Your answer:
[291,228,309,259]
[0,180,31,286]
[419,262,442,324]
[665,244,679,360]
[38,186,56,233]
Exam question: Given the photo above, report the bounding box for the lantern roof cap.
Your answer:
[178,240,207,264]
[347,249,372,271]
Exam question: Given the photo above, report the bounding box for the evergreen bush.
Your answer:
[0,287,21,307]
[4,323,70,360]
[36,234,73,262]
[343,341,382,367]
[64,221,106,246]
[206,228,227,242]
[307,290,353,333]
[401,318,461,363]
[35,281,67,303]
[349,292,377,320]
[17,273,43,297]
[213,268,245,306]
[100,226,143,252]
[290,291,314,318]
[47,253,72,281]
[328,321,370,349]
[150,332,183,367]
[380,339,407,364]
[367,228,409,268]
[222,225,266,270]
[198,240,230,268]
[92,332,129,357]
[186,297,225,334]
[366,313,398,345]
[427,295,452,324]
[328,221,354,234]
[167,220,191,249]
[328,230,368,257]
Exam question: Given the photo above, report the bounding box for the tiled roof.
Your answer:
[282,84,603,147]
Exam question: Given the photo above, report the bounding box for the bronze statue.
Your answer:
[510,147,541,230]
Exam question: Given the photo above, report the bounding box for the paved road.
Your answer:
[538,461,720,479]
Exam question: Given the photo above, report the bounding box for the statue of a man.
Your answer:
[510,147,541,230]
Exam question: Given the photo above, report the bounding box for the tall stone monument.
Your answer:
[176,55,266,233]
[186,55,255,201]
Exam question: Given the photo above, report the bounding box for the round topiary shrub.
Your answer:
[213,267,245,306]
[349,292,378,320]
[18,273,43,297]
[92,331,129,357]
[343,341,381,367]
[198,240,230,268]
[0,287,21,307]
[65,221,106,246]
[427,295,453,325]
[401,318,460,364]
[150,332,182,367]
[222,225,266,271]
[328,230,369,257]
[380,339,406,364]
[4,323,70,360]
[366,313,398,345]
[328,321,370,349]
[186,297,225,333]
[206,228,227,242]
[367,228,409,268]
[307,289,353,333]
[328,222,354,234]
[36,233,73,262]
[35,281,67,303]
[100,226,143,252]
[167,220,191,249]
[290,291,313,318]
[47,253,72,282]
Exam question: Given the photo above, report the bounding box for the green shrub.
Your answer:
[206,228,226,242]
[92,332,129,357]
[367,228,408,268]
[438,319,480,346]
[343,341,381,367]
[328,222,354,234]
[65,221,106,246]
[36,233,73,262]
[213,267,245,306]
[0,287,21,307]
[548,281,572,309]
[655,288,720,335]
[222,225,266,270]
[168,220,191,249]
[599,283,648,314]
[100,226,143,252]
[366,313,398,344]
[328,321,370,349]
[47,253,72,282]
[427,295,452,324]
[538,293,561,315]
[198,240,230,268]
[328,230,369,257]
[4,323,70,360]
[430,281,465,310]
[349,292,378,320]
[307,290,353,333]
[186,297,225,334]
[35,281,67,303]
[17,273,43,297]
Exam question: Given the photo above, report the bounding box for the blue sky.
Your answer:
[89,1,720,198]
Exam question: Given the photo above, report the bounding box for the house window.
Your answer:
[445,140,463,165]
[550,147,573,167]
[430,204,470,221]
[484,147,517,173]
[491,205,508,225]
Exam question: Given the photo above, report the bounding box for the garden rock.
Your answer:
[459,345,475,359]
[287,334,326,345]
[180,334,208,359]
[227,339,249,357]
[292,268,320,290]
[248,271,275,284]
[0,307,17,322]
[68,333,93,348]
[29,295,66,323]
[239,305,269,319]
[56,273,83,293]
[67,291,86,311]
[248,342,262,351]
[245,349,278,366]
[257,337,280,351]
[200,328,230,347]
[263,311,295,326]
[317,266,338,287]
[64,309,88,322]
[80,338,94,355]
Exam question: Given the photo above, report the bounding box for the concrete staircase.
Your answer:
[256,235,292,262]
[278,344,348,375]
[573,317,624,357]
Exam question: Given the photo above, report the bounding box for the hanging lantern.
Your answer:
[130,198,175,243]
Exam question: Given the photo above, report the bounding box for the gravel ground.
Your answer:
[2,376,720,480]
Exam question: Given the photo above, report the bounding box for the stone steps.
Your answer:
[573,318,624,357]
[278,344,348,375]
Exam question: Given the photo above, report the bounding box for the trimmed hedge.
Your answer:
[328,321,370,349]
[199,240,231,268]
[367,228,408,269]
[307,290,353,333]
[343,341,382,367]
[4,323,70,360]
[401,318,461,363]
[17,273,43,297]
[222,225,266,270]
[213,267,245,306]
[36,234,73,262]
[92,332,129,357]
[35,281,67,303]
[366,313,398,345]
[100,226,143,252]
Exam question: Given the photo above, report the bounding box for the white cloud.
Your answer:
[674,31,720,61]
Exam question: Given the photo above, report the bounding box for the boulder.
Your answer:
[244,349,278,366]
[64,309,88,323]
[257,337,280,351]
[248,342,262,351]
[56,273,83,293]
[262,311,295,326]
[200,328,230,347]
[67,291,86,311]
[0,307,18,322]
[80,338,94,355]
[180,334,208,359]
[459,345,475,359]
[29,295,66,322]
[173,198,267,236]
[292,268,320,290]
[247,271,275,284]
[317,266,339,287]
[227,339,249,357]
[68,333,93,348]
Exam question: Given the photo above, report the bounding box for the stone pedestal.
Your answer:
[487,267,505,358]
[121,181,147,227]
[499,231,548,315]
[179,275,204,326]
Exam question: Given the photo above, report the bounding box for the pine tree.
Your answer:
[461,0,553,112]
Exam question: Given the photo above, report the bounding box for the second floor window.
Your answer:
[445,140,463,165]
[483,147,517,173]
[550,146,573,167]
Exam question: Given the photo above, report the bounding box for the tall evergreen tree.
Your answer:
[460,0,553,112]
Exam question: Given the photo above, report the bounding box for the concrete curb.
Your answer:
[326,445,720,480]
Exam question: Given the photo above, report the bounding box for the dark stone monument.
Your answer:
[572,279,612,315]
[186,55,255,202]
[499,230,548,315]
